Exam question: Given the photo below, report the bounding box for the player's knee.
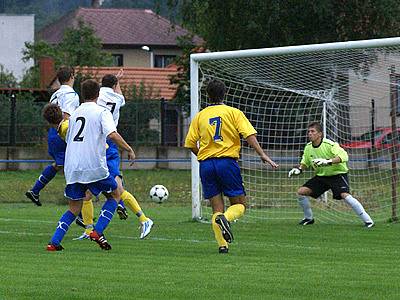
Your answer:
[297,187,310,196]
[341,192,350,199]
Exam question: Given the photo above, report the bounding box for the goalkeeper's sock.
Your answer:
[50,210,76,246]
[82,199,94,234]
[31,165,58,195]
[344,195,373,223]
[224,204,245,222]
[212,213,228,248]
[121,190,148,223]
[94,199,117,235]
[298,195,313,219]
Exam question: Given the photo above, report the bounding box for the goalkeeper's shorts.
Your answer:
[303,173,350,200]
[199,157,245,199]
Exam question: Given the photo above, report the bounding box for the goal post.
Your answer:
[190,37,400,223]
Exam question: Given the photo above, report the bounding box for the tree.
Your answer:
[168,0,400,51]
[0,65,17,88]
[21,20,112,87]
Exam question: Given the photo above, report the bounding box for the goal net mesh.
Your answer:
[195,42,400,224]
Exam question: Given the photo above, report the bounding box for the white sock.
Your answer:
[344,195,373,224]
[298,195,313,219]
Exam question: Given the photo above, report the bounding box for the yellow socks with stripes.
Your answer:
[121,190,148,223]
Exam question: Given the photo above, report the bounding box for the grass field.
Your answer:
[0,169,400,299]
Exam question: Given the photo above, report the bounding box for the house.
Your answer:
[0,14,34,79]
[38,7,202,68]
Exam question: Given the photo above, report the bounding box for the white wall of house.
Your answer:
[0,14,34,80]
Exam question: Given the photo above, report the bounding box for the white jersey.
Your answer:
[97,87,125,127]
[64,102,117,184]
[50,85,80,116]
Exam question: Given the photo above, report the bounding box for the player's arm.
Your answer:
[108,131,135,162]
[114,69,123,95]
[312,143,348,166]
[184,114,200,156]
[246,134,278,168]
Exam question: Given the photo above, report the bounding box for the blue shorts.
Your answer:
[199,157,245,199]
[106,139,121,178]
[47,127,66,166]
[64,174,118,200]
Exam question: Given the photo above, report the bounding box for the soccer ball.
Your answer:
[149,185,169,203]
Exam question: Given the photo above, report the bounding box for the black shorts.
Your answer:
[303,173,350,200]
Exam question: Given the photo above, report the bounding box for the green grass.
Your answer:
[0,169,400,299]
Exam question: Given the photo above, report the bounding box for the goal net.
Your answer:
[190,37,400,224]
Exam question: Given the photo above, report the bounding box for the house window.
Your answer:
[111,54,123,67]
[154,55,176,68]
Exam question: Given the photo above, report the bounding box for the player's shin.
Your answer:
[298,195,313,219]
[94,199,118,235]
[212,213,228,248]
[344,195,373,224]
[31,165,58,195]
[82,199,94,234]
[121,190,148,223]
[50,210,76,245]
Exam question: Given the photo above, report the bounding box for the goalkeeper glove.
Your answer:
[288,167,302,178]
[312,158,332,166]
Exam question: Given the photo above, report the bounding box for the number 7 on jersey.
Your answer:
[209,116,223,142]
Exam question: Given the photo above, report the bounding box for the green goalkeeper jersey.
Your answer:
[301,138,349,177]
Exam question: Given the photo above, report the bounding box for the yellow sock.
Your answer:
[212,213,228,248]
[121,190,148,223]
[224,204,245,222]
[82,199,94,235]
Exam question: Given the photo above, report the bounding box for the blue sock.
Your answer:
[94,199,117,235]
[118,200,125,208]
[50,210,76,246]
[31,165,58,195]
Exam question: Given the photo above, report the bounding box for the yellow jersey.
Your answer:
[185,104,257,161]
[57,119,69,140]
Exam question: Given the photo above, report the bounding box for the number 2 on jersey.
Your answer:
[73,117,86,142]
[209,116,223,142]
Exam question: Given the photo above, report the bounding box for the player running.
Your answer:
[46,79,135,251]
[185,79,278,253]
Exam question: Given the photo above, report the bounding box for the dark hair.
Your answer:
[308,122,323,133]
[101,74,118,88]
[207,79,226,103]
[42,103,63,125]
[57,67,74,84]
[81,79,100,101]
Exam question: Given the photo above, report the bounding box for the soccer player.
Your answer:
[184,79,278,254]
[288,122,374,227]
[77,71,153,240]
[25,67,79,206]
[46,79,135,251]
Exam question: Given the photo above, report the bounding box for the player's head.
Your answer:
[81,79,100,102]
[307,122,323,143]
[207,79,226,103]
[101,74,118,89]
[57,67,75,85]
[42,103,63,125]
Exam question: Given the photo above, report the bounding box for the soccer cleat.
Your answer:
[298,218,315,225]
[140,218,154,239]
[89,230,112,250]
[46,243,64,251]
[116,204,128,220]
[75,216,86,228]
[218,246,229,254]
[215,214,234,243]
[25,191,42,206]
[365,221,375,228]
[73,232,90,240]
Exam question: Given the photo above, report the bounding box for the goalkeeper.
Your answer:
[185,79,278,254]
[288,122,374,227]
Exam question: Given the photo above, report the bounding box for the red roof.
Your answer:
[38,8,203,47]
[77,66,178,100]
